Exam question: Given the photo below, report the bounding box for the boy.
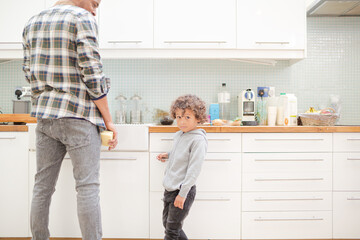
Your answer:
[157,94,208,240]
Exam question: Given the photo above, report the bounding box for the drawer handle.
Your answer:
[64,157,137,161]
[255,138,324,141]
[255,159,324,162]
[0,42,22,44]
[254,217,323,222]
[347,158,360,161]
[204,159,231,162]
[255,41,290,45]
[255,178,324,181]
[164,41,227,44]
[347,197,360,200]
[161,138,173,141]
[195,198,230,202]
[254,198,324,201]
[347,138,360,141]
[208,139,231,141]
[108,41,143,44]
[0,136,16,139]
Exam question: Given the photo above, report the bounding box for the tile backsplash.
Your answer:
[1,17,359,125]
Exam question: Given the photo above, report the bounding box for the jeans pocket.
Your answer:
[62,119,93,149]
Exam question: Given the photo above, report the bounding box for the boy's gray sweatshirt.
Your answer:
[163,129,208,198]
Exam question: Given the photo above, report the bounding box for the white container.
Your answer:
[267,96,278,126]
[218,83,230,120]
[287,93,298,126]
[276,93,288,126]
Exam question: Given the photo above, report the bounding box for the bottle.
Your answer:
[115,94,127,124]
[209,103,220,124]
[217,83,230,120]
[130,94,142,124]
[276,93,287,126]
[287,94,297,126]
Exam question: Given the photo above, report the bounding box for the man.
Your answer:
[22,0,117,239]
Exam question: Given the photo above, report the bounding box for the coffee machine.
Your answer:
[238,89,256,126]
[13,87,31,114]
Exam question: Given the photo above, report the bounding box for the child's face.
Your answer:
[175,108,199,133]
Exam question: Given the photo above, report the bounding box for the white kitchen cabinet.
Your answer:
[237,0,306,50]
[333,133,360,152]
[154,0,236,49]
[29,151,149,238]
[333,152,360,191]
[150,191,241,239]
[0,132,29,237]
[150,152,241,192]
[242,133,332,153]
[99,0,153,49]
[0,0,45,49]
[333,192,360,239]
[242,211,332,239]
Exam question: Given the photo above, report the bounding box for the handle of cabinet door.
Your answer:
[164,41,227,44]
[0,42,22,44]
[347,138,360,141]
[254,198,324,201]
[204,159,231,162]
[0,136,16,139]
[255,41,290,45]
[255,178,324,181]
[347,197,360,200]
[108,41,143,44]
[254,159,324,162]
[255,138,324,141]
[208,139,231,141]
[195,198,230,202]
[254,218,323,221]
[161,138,173,141]
[64,157,137,161]
[347,158,360,161]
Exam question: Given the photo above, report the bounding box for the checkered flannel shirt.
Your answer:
[22,5,110,129]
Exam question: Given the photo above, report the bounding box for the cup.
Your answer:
[268,106,277,126]
[101,130,113,146]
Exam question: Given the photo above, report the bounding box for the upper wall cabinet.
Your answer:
[99,0,153,49]
[0,0,44,49]
[154,0,236,49]
[237,0,306,50]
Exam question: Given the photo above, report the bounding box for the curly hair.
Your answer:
[170,94,207,124]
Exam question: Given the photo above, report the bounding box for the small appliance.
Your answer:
[238,89,256,126]
[13,87,31,114]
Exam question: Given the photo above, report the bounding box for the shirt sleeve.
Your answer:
[178,137,208,198]
[75,14,110,100]
[22,26,31,84]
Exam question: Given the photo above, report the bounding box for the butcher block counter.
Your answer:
[149,125,360,133]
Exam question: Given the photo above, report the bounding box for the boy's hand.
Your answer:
[156,153,168,162]
[174,195,185,209]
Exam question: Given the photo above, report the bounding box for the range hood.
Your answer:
[307,0,360,16]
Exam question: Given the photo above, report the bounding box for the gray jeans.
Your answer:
[31,118,102,240]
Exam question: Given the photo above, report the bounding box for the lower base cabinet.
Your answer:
[150,191,241,239]
[333,192,360,238]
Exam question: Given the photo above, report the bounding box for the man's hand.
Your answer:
[105,121,118,150]
[156,152,168,162]
[174,195,185,209]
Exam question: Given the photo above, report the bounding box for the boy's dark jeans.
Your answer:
[162,185,196,240]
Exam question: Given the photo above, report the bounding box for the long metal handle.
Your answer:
[164,41,227,44]
[254,198,324,201]
[161,138,173,141]
[0,42,22,44]
[108,41,142,43]
[347,138,360,141]
[347,158,360,161]
[347,197,360,200]
[255,218,323,222]
[255,41,290,45]
[205,159,231,162]
[255,178,324,181]
[195,198,230,202]
[64,157,137,161]
[255,159,324,162]
[0,136,16,139]
[255,138,324,141]
[208,139,231,141]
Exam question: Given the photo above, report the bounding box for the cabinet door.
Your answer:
[150,191,241,239]
[99,0,153,48]
[333,192,360,238]
[334,153,360,191]
[334,133,360,152]
[154,0,236,48]
[0,0,45,49]
[0,132,29,237]
[237,0,306,50]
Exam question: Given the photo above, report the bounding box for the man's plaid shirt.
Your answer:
[22,5,110,129]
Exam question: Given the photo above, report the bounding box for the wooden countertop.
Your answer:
[0,125,28,132]
[149,125,360,133]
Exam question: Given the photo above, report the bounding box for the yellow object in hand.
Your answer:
[101,130,113,146]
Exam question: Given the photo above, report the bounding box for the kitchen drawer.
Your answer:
[334,153,360,191]
[242,133,332,152]
[150,133,241,153]
[333,192,360,239]
[242,192,332,212]
[242,153,332,191]
[150,191,241,239]
[242,211,332,239]
[150,152,241,191]
[334,133,360,152]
